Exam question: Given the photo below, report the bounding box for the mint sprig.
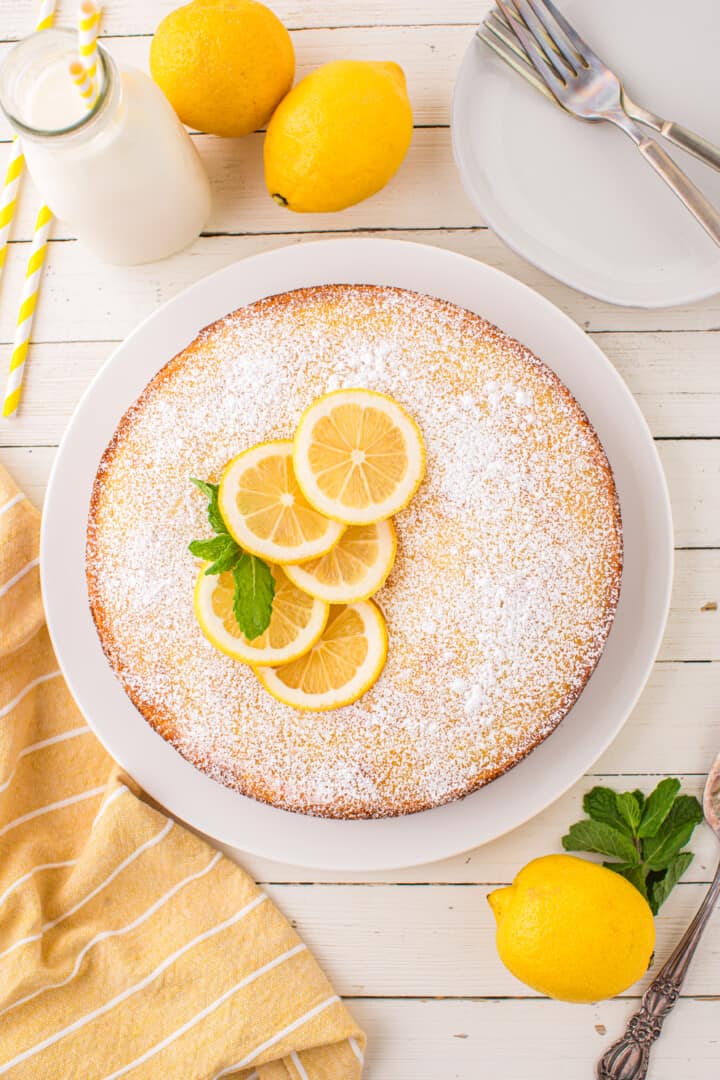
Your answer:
[189,477,275,640]
[189,477,226,535]
[562,778,703,914]
[188,533,240,575]
[232,553,276,640]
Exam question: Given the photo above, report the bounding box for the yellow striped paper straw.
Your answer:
[78,0,102,94]
[69,59,95,106]
[0,0,57,286]
[3,204,53,417]
[0,143,25,277]
[34,0,56,31]
[1,0,58,417]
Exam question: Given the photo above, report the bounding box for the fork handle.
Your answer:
[597,865,720,1079]
[636,136,720,247]
[659,121,720,174]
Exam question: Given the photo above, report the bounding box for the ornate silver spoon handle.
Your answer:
[597,863,720,1079]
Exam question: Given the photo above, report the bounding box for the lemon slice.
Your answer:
[218,440,345,564]
[194,563,328,665]
[254,600,387,710]
[293,389,425,525]
[283,519,397,603]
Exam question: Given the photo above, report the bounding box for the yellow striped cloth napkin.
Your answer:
[0,464,365,1079]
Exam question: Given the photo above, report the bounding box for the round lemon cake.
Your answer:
[86,284,622,818]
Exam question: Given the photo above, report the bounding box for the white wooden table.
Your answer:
[2,2,719,1076]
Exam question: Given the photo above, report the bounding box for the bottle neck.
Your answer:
[0,27,117,146]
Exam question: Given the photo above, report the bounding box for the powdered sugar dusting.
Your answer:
[87,285,622,819]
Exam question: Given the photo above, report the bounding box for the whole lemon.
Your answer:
[264,60,413,212]
[150,0,294,137]
[488,855,655,1003]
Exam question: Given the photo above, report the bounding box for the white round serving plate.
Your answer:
[452,0,720,307]
[42,238,672,870]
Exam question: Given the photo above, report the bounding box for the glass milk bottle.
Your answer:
[0,29,212,264]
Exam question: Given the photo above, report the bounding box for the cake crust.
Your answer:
[87,284,622,818]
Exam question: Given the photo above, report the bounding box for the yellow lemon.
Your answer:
[254,600,387,710]
[194,563,328,665]
[150,0,294,137]
[218,440,345,564]
[293,389,425,525]
[488,855,655,1003]
[283,520,397,603]
[264,60,413,212]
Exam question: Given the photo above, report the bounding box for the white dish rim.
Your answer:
[41,237,673,870]
[451,22,720,309]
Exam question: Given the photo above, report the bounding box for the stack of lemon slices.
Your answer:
[193,389,425,711]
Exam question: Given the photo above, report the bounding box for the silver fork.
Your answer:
[478,9,720,174]
[494,0,720,247]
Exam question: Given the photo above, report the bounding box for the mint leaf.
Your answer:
[189,477,216,501]
[232,553,275,640]
[189,533,242,575]
[663,794,704,834]
[642,794,703,870]
[562,820,640,864]
[190,476,274,636]
[650,852,694,914]
[189,535,233,561]
[638,778,681,838]
[616,791,642,833]
[583,787,633,835]
[642,821,699,870]
[190,476,225,534]
[563,780,703,913]
[606,862,648,899]
[206,538,241,575]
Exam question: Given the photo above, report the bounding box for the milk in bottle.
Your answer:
[0,29,212,264]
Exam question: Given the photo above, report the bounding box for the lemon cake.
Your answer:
[86,284,622,818]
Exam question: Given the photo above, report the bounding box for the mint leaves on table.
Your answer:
[562,778,703,915]
[188,477,275,640]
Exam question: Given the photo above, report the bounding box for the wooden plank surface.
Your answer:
[1,2,718,1076]
[2,1,491,36]
[7,436,719,660]
[0,26,466,141]
[262,879,720,997]
[242,769,720,886]
[350,999,720,1080]
[2,233,720,341]
[1,433,718,549]
[1,335,719,443]
[4,128,480,238]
